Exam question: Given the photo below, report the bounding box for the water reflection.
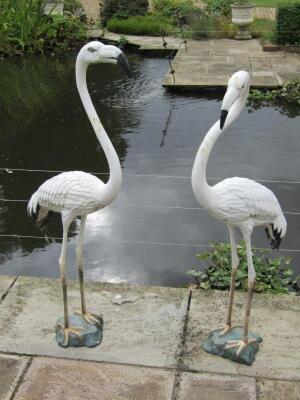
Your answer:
[0,54,300,286]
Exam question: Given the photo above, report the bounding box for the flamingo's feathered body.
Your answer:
[28,171,106,224]
[210,177,286,240]
[192,71,287,356]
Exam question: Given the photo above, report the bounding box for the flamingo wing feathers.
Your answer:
[212,177,287,235]
[28,171,105,216]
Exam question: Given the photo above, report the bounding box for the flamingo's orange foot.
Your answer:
[225,338,258,356]
[56,323,84,347]
[75,310,102,326]
[215,323,234,336]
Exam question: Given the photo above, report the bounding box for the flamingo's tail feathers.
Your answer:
[28,192,39,219]
[28,193,53,228]
[265,213,287,250]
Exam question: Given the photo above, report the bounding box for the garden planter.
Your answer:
[43,1,64,15]
[231,3,255,40]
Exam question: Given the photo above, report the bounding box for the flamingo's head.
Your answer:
[78,41,132,77]
[220,71,250,130]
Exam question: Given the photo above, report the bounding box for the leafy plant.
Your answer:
[107,15,173,36]
[187,241,300,294]
[248,80,300,107]
[0,0,85,56]
[152,0,197,23]
[204,0,234,17]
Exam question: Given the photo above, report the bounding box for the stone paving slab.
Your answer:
[87,30,185,50]
[177,372,256,400]
[257,378,300,400]
[0,276,189,368]
[163,39,300,89]
[0,354,29,400]
[13,357,175,400]
[184,290,300,380]
[0,276,15,299]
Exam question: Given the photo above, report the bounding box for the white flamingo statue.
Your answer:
[28,41,132,345]
[191,71,287,355]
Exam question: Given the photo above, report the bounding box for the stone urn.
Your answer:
[231,3,255,40]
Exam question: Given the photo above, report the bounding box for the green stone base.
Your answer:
[202,326,263,366]
[55,313,103,348]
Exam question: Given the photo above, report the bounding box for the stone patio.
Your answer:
[0,275,299,399]
[163,39,300,89]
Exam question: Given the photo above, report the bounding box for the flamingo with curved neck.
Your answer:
[192,71,287,356]
[28,41,132,346]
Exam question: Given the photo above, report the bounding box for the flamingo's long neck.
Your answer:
[191,90,248,208]
[76,59,122,205]
[191,121,221,207]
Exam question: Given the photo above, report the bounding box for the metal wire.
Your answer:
[1,167,300,185]
[0,234,299,253]
[1,198,300,216]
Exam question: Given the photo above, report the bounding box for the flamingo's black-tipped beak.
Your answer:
[117,53,132,78]
[220,110,228,130]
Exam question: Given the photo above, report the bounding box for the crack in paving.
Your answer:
[172,289,192,400]
[0,276,19,305]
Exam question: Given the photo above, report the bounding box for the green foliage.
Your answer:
[152,0,197,22]
[275,2,300,45]
[0,0,85,56]
[187,242,299,294]
[204,0,234,17]
[249,18,275,42]
[107,15,173,36]
[184,15,236,39]
[248,80,300,106]
[101,0,149,26]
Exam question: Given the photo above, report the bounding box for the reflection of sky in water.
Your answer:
[0,54,300,286]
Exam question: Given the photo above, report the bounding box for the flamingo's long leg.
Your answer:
[59,219,72,329]
[226,227,257,355]
[77,215,87,315]
[58,217,83,346]
[75,215,101,326]
[219,226,239,336]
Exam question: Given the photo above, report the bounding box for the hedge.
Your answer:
[106,15,173,36]
[275,2,300,45]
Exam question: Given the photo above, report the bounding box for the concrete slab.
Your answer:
[0,354,29,400]
[0,276,189,368]
[177,372,256,400]
[184,290,300,380]
[163,39,300,90]
[0,275,16,299]
[13,357,175,400]
[257,378,300,400]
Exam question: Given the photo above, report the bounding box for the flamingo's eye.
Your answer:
[87,47,96,53]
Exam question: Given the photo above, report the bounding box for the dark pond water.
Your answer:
[0,53,300,287]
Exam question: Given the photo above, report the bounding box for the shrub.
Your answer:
[275,2,300,45]
[152,0,197,23]
[250,18,275,42]
[107,15,173,36]
[101,0,149,26]
[184,15,236,39]
[187,241,299,294]
[0,0,85,56]
[204,0,234,17]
